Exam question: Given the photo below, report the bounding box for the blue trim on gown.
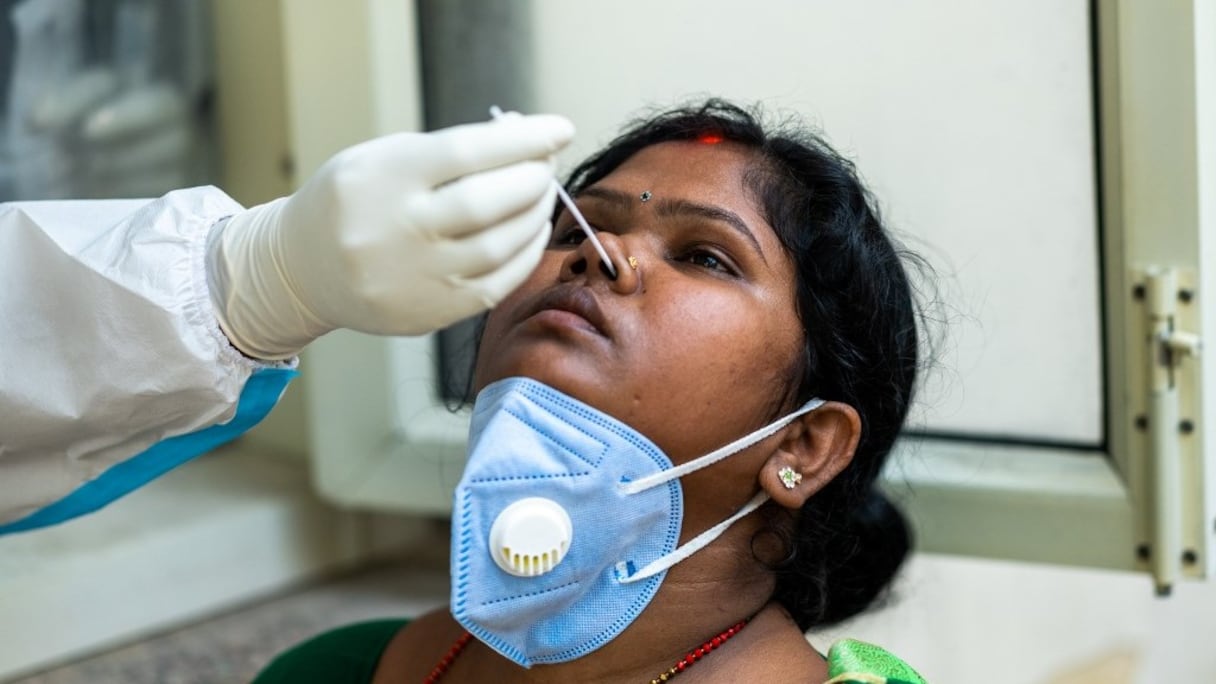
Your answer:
[0,367,297,535]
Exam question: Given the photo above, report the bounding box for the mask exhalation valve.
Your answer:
[489,497,573,577]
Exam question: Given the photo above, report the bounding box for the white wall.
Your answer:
[814,554,1216,683]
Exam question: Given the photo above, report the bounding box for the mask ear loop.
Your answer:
[618,398,825,496]
[616,490,770,583]
[613,398,825,584]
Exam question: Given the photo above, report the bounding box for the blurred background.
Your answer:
[1,1,1213,682]
[0,0,215,201]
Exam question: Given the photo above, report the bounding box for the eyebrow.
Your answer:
[577,186,768,263]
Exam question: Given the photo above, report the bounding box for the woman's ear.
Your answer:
[759,401,861,509]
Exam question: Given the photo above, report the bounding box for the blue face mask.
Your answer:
[450,377,823,668]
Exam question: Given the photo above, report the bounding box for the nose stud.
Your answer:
[627,256,639,270]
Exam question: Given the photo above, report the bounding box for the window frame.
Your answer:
[883,0,1214,589]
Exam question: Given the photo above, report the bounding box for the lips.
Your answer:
[525,287,610,337]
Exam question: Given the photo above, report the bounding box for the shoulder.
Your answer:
[822,639,927,684]
[252,619,409,684]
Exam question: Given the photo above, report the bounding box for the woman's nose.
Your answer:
[559,231,640,293]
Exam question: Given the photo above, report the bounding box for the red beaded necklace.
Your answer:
[423,619,749,684]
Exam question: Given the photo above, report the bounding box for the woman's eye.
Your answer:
[682,248,735,275]
[551,225,587,247]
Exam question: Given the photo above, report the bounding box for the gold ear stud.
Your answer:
[778,466,803,490]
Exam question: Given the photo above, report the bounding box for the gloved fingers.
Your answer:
[409,160,555,239]
[437,185,556,277]
[419,114,575,186]
[453,217,552,307]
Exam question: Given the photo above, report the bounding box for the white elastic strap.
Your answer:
[620,398,825,496]
[616,491,771,584]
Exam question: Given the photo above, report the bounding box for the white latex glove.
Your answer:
[207,113,575,360]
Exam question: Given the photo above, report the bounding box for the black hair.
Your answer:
[562,99,923,630]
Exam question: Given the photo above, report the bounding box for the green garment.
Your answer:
[253,620,402,684]
[825,639,928,684]
[253,620,927,683]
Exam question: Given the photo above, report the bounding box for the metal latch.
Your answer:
[1139,267,1202,595]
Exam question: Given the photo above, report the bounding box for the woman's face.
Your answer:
[475,140,805,468]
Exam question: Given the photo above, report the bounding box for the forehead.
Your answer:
[599,140,759,201]
[589,141,788,257]
[597,140,780,231]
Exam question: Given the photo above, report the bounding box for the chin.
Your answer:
[473,350,614,411]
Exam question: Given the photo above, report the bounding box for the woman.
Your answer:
[256,99,928,683]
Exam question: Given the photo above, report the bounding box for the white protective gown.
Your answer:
[0,187,296,534]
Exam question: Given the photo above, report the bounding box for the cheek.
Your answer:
[651,289,801,375]
[625,293,804,449]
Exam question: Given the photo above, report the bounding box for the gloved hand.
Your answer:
[206,113,575,360]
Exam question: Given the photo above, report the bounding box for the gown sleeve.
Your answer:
[0,187,297,533]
